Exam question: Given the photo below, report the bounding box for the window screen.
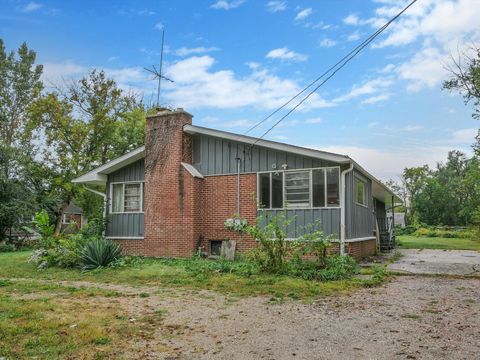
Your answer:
[285,171,310,208]
[112,184,124,213]
[124,183,141,212]
[326,168,339,207]
[312,169,325,207]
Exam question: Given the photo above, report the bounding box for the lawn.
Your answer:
[397,235,480,251]
[0,250,384,359]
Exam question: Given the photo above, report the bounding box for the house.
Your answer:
[72,108,402,259]
[61,202,87,232]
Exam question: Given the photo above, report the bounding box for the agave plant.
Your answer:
[81,238,122,270]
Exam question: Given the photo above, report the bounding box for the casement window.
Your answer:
[258,167,340,209]
[355,178,367,206]
[110,182,144,213]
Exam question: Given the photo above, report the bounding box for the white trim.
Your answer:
[184,124,351,164]
[109,181,145,214]
[340,163,354,255]
[72,146,145,185]
[105,236,144,240]
[345,236,376,243]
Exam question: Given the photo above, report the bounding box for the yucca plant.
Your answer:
[81,238,122,270]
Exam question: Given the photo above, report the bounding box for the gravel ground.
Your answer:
[10,276,480,359]
[113,276,479,359]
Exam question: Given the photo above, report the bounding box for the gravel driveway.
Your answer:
[113,275,479,359]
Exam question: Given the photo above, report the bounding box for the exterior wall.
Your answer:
[199,174,258,254]
[374,198,386,218]
[192,134,339,175]
[259,209,340,239]
[105,159,145,239]
[346,239,376,260]
[345,169,375,240]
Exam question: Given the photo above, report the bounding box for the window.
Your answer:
[257,167,340,209]
[210,240,223,257]
[111,182,144,213]
[285,171,310,208]
[355,178,366,206]
[326,168,340,206]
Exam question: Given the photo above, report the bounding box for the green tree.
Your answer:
[29,70,145,235]
[402,166,430,223]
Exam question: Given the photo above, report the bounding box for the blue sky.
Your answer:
[1,0,479,180]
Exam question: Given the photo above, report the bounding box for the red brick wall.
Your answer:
[346,239,376,260]
[199,174,258,255]
[143,109,197,257]
[114,239,145,256]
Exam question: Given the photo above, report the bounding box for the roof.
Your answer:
[72,124,402,205]
[64,202,83,214]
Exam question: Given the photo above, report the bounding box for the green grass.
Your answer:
[0,251,372,301]
[397,235,480,251]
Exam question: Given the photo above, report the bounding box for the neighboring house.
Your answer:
[73,108,401,259]
[387,212,406,228]
[61,202,87,232]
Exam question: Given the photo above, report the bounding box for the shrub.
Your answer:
[33,210,55,240]
[316,255,359,281]
[0,242,16,252]
[81,238,123,270]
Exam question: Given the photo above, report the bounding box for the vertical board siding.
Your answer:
[193,134,340,175]
[345,170,375,239]
[257,209,340,239]
[106,159,145,238]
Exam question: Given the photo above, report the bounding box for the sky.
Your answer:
[1,0,479,180]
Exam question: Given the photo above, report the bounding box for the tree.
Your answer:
[402,166,430,223]
[29,70,145,235]
[443,45,480,155]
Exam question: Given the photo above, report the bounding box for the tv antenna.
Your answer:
[144,28,174,107]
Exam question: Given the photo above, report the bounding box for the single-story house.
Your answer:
[73,108,401,259]
[61,202,87,232]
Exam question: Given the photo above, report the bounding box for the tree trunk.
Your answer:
[53,204,68,237]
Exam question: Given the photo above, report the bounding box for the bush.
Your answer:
[0,242,16,252]
[395,224,416,235]
[81,238,123,270]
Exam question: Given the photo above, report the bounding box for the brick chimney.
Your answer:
[143,108,198,257]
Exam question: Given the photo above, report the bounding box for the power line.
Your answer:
[250,0,418,144]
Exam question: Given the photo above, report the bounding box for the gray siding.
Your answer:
[106,159,145,238]
[345,170,375,239]
[258,209,340,239]
[192,134,339,175]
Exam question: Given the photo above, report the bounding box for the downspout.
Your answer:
[340,162,354,256]
[235,158,241,219]
[84,186,107,235]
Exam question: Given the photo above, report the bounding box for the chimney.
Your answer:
[143,108,196,257]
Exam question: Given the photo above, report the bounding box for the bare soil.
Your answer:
[24,275,480,359]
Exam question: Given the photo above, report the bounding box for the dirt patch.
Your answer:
[5,276,480,359]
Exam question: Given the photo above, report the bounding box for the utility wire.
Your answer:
[250,0,418,144]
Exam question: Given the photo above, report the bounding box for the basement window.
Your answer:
[210,240,223,257]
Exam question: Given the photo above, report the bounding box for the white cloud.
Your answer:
[402,125,424,132]
[176,46,219,56]
[21,1,43,12]
[347,31,361,41]
[211,0,245,10]
[154,22,164,30]
[380,63,395,73]
[450,128,478,144]
[319,38,336,47]
[266,1,287,12]
[362,94,390,104]
[305,117,322,124]
[343,14,360,25]
[41,61,87,85]
[335,78,393,103]
[163,55,334,110]
[295,8,312,21]
[266,47,308,62]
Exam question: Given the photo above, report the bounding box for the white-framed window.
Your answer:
[110,181,144,213]
[355,177,367,206]
[258,167,340,209]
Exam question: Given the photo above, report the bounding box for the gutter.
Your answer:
[340,162,354,256]
[84,186,107,223]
